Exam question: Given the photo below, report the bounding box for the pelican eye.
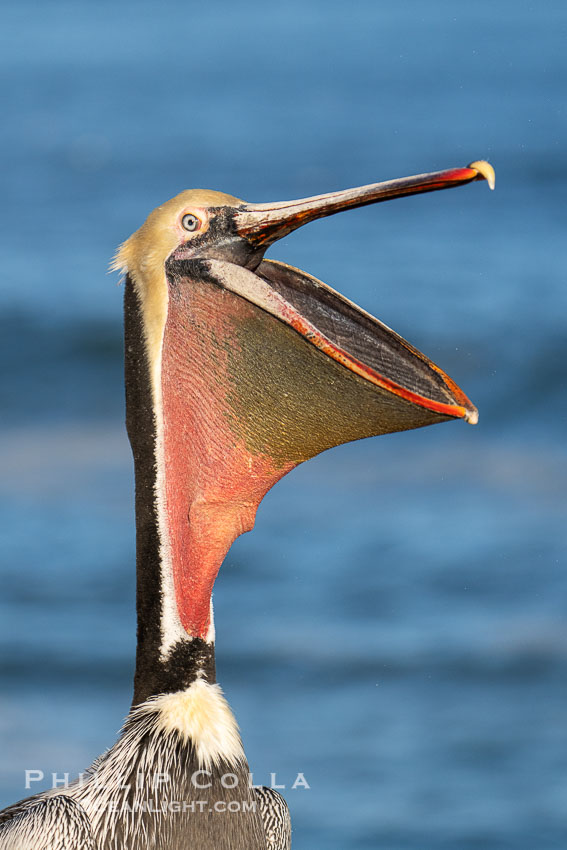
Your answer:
[181,213,201,232]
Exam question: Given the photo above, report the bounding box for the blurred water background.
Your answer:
[1,1,566,847]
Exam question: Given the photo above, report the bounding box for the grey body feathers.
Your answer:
[254,788,291,850]
[0,704,290,849]
[0,796,96,849]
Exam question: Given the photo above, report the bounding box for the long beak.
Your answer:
[234,161,495,247]
[221,160,494,428]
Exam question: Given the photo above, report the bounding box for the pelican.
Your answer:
[0,160,494,849]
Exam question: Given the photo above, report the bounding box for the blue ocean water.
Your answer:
[0,1,566,847]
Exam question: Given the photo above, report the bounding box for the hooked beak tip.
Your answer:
[467,160,495,191]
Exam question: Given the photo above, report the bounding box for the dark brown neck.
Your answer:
[124,277,215,706]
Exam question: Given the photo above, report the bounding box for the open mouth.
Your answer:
[222,160,495,424]
[255,258,479,423]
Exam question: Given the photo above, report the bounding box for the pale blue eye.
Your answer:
[182,214,201,232]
